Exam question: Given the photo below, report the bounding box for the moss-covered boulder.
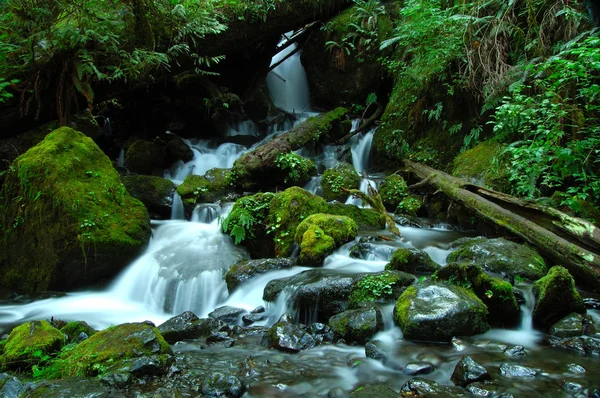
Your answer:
[268,187,329,257]
[0,127,151,292]
[0,321,65,371]
[394,281,489,342]
[39,323,173,379]
[225,258,296,293]
[396,195,423,216]
[379,174,409,211]
[452,140,509,191]
[221,192,276,258]
[447,237,547,281]
[165,137,194,164]
[328,305,384,344]
[294,214,358,264]
[321,162,360,202]
[385,248,440,274]
[326,202,386,230]
[273,152,317,188]
[122,175,175,219]
[348,270,415,308]
[532,266,586,330]
[125,139,165,175]
[177,168,237,216]
[434,262,520,325]
[59,321,97,343]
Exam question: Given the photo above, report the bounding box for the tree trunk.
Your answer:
[404,159,600,291]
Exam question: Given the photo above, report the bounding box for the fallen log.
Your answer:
[404,159,600,291]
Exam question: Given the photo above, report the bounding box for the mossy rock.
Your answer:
[295,214,358,264]
[0,127,151,292]
[268,187,329,257]
[321,162,360,202]
[328,305,384,345]
[396,195,423,216]
[348,270,415,308]
[0,320,65,371]
[326,202,385,230]
[447,237,547,281]
[434,262,520,326]
[394,281,489,342]
[59,321,97,343]
[122,175,175,219]
[379,174,409,211]
[220,192,276,258]
[532,266,586,330]
[177,168,237,215]
[37,323,173,379]
[385,248,440,274]
[452,140,509,191]
[125,139,165,175]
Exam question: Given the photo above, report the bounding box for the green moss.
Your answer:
[122,175,175,213]
[59,321,97,342]
[321,162,360,202]
[326,202,385,230]
[124,140,165,175]
[177,168,235,209]
[348,270,414,307]
[379,174,409,210]
[221,192,275,247]
[385,248,440,274]
[297,225,337,264]
[396,195,423,216]
[274,153,317,186]
[294,213,358,264]
[393,285,417,328]
[452,140,508,190]
[0,127,151,292]
[0,321,65,371]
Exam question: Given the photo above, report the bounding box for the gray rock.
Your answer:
[225,258,296,292]
[0,373,26,398]
[560,379,584,394]
[503,345,526,357]
[400,377,468,397]
[242,314,267,326]
[567,363,586,374]
[549,336,600,356]
[265,321,317,353]
[201,373,245,397]
[451,356,489,387]
[364,340,387,362]
[206,332,235,347]
[208,306,247,324]
[447,237,546,280]
[158,312,226,343]
[499,363,537,378]
[328,305,384,344]
[393,281,489,342]
[386,247,441,274]
[403,362,435,375]
[549,312,587,338]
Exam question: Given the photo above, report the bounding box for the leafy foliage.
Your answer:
[220,192,275,245]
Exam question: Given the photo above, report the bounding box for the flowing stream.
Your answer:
[1,35,599,397]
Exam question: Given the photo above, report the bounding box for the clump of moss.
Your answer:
[59,321,97,343]
[321,162,360,202]
[0,321,65,371]
[385,248,440,274]
[378,174,409,211]
[274,152,317,186]
[294,213,358,264]
[326,202,385,230]
[452,140,508,190]
[122,175,175,218]
[396,195,423,216]
[0,127,151,292]
[177,168,236,213]
[348,270,415,308]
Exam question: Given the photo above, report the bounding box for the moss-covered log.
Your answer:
[404,159,600,291]
[232,107,351,189]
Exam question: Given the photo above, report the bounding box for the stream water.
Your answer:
[1,37,600,397]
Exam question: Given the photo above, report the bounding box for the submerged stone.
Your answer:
[549,336,600,356]
[499,363,537,378]
[403,362,435,376]
[202,372,245,397]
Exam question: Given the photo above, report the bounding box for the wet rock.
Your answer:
[348,270,415,308]
[567,363,586,374]
[404,362,435,375]
[434,262,520,326]
[532,266,586,330]
[208,306,247,325]
[99,372,130,388]
[206,332,235,348]
[225,258,296,292]
[549,312,595,338]
[499,363,537,378]
[122,175,175,219]
[393,281,489,342]
[349,384,398,397]
[466,382,502,397]
[503,345,526,357]
[451,337,468,352]
[310,323,335,343]
[584,297,600,310]
[385,248,441,274]
[379,174,409,211]
[177,168,240,216]
[294,214,358,265]
[263,269,363,322]
[0,320,64,371]
[328,305,384,345]
[0,373,26,398]
[201,373,245,397]
[127,355,171,376]
[560,379,585,395]
[447,237,547,281]
[59,321,97,343]
[265,319,317,353]
[158,312,226,344]
[23,377,123,397]
[451,356,490,387]
[548,336,600,355]
[242,314,267,326]
[165,137,193,164]
[364,340,387,362]
[400,377,468,397]
[329,386,350,398]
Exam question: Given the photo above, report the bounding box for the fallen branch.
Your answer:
[342,181,401,237]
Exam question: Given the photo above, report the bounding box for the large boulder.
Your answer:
[124,139,166,175]
[385,248,441,274]
[532,266,586,330]
[394,281,489,342]
[321,162,360,202]
[122,175,175,219]
[225,258,296,292]
[294,214,358,265]
[0,321,65,371]
[348,270,415,308]
[0,127,151,292]
[434,262,520,326]
[158,312,226,344]
[446,237,547,281]
[328,305,384,344]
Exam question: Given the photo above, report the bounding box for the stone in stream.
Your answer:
[549,336,600,356]
[446,237,547,281]
[549,313,589,338]
[309,323,335,343]
[400,377,468,397]
[403,362,435,376]
[349,384,398,397]
[0,373,26,398]
[225,258,296,292]
[348,270,415,309]
[125,139,166,175]
[364,340,388,362]
[121,175,175,220]
[201,372,245,397]
[158,312,227,344]
[451,356,490,387]
[385,247,441,274]
[264,316,316,353]
[205,332,235,348]
[393,281,489,342]
[503,345,526,357]
[328,305,384,345]
[532,266,586,330]
[208,306,248,325]
[241,314,267,326]
[320,162,360,202]
[499,363,537,378]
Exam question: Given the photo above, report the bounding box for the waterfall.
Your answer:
[116,148,125,168]
[350,129,374,174]
[170,192,185,220]
[170,140,247,183]
[225,120,260,137]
